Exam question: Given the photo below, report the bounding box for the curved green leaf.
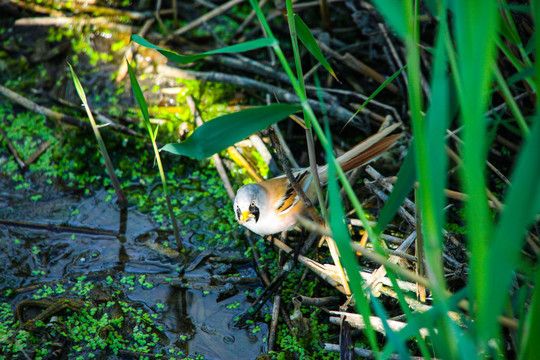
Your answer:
[131,34,275,64]
[161,104,301,159]
[127,60,150,124]
[293,15,338,81]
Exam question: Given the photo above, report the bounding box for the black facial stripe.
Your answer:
[236,207,241,220]
[249,203,260,223]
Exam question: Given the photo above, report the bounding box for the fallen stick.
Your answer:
[0,84,91,131]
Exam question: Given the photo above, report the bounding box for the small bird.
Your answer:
[234,124,401,236]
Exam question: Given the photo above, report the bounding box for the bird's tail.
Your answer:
[317,123,401,184]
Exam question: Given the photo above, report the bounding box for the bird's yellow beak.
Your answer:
[240,211,252,223]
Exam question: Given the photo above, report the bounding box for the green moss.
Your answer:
[275,311,338,360]
[0,276,168,357]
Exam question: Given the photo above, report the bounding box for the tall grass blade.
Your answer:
[497,0,523,45]
[161,104,301,159]
[496,38,535,91]
[411,5,461,356]
[420,13,450,291]
[521,6,540,357]
[492,65,530,135]
[131,35,274,64]
[68,63,127,207]
[323,122,381,356]
[127,60,182,250]
[451,0,500,348]
[371,1,465,356]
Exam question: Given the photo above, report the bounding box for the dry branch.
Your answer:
[0,84,91,131]
[329,311,430,337]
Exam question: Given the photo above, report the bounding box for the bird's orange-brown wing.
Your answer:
[258,170,312,216]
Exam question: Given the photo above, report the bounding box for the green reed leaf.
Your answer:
[131,35,274,64]
[324,123,381,354]
[127,59,182,249]
[294,14,338,81]
[161,104,301,159]
[341,65,405,132]
[68,63,126,206]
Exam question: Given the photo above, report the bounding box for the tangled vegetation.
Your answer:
[1,0,540,359]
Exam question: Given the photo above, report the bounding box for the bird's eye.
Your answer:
[249,201,260,222]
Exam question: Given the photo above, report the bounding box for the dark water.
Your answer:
[0,182,268,359]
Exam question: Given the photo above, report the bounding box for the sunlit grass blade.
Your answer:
[127,60,182,250]
[419,13,451,292]
[68,63,127,207]
[323,122,381,356]
[131,34,274,64]
[161,104,301,159]
[410,5,461,356]
[293,14,338,81]
[450,0,499,348]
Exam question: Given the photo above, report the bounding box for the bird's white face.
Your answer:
[234,182,300,236]
[233,183,263,228]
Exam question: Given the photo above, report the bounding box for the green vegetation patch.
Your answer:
[0,276,174,359]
